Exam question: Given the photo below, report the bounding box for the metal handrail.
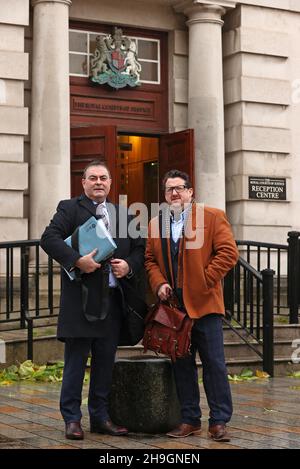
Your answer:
[0,240,60,360]
[238,256,262,282]
[224,257,275,376]
[236,232,300,323]
[0,239,40,248]
[237,240,288,249]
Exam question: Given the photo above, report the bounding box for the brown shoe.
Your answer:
[166,423,202,438]
[90,419,128,436]
[65,421,84,440]
[208,424,230,442]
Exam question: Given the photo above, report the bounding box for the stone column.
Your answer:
[30,0,71,238]
[176,1,235,209]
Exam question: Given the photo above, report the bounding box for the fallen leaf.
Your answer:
[256,370,270,379]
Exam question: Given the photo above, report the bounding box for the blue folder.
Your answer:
[64,216,117,280]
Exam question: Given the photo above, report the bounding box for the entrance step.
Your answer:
[1,323,300,377]
[116,346,300,377]
[223,324,300,342]
[1,334,64,368]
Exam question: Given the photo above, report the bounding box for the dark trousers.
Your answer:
[172,313,232,426]
[60,291,123,424]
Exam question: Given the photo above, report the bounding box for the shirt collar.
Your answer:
[92,199,107,208]
[170,205,190,223]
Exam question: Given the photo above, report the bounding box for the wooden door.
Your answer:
[159,129,194,201]
[71,126,117,201]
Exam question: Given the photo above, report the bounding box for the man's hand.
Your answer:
[110,258,130,278]
[75,249,101,273]
[157,283,172,301]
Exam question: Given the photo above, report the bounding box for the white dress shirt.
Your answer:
[94,200,117,287]
[171,207,189,243]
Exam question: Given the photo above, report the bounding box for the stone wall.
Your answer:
[223,3,300,242]
[0,0,29,242]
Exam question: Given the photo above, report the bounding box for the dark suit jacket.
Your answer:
[40,195,145,340]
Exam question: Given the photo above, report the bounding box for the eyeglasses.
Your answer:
[165,185,187,194]
[85,175,110,182]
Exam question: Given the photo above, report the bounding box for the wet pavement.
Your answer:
[0,378,300,449]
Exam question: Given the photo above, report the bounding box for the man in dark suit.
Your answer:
[41,160,145,440]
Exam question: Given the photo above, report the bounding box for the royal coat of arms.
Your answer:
[90,27,142,89]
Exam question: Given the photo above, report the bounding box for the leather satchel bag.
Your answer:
[142,300,193,362]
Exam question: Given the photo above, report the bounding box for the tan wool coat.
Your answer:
[145,204,239,319]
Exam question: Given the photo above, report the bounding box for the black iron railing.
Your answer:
[236,231,300,324]
[224,258,275,376]
[0,240,60,359]
[1,231,299,371]
[287,232,300,324]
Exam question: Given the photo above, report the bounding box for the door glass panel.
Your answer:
[144,161,158,213]
[117,135,159,209]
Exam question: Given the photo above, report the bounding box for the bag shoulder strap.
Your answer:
[159,211,173,287]
[158,211,185,310]
[70,226,82,283]
[69,225,108,321]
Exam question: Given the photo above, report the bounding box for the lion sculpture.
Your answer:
[124,41,142,82]
[90,35,110,78]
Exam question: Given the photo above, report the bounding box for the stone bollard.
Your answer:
[109,356,181,433]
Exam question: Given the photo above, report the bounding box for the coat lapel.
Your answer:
[78,194,97,217]
[78,195,119,240]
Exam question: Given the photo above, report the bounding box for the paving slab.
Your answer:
[0,378,299,449]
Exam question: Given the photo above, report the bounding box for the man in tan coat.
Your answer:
[145,169,239,442]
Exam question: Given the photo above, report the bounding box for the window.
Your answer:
[69,29,161,85]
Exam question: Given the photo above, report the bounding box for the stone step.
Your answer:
[223,324,300,341]
[115,341,297,361]
[0,336,300,376]
[116,349,300,377]
[1,325,300,377]
[223,340,294,360]
[1,334,64,368]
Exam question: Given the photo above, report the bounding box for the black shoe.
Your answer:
[65,421,84,440]
[90,419,128,436]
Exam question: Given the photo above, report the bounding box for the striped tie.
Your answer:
[96,203,109,230]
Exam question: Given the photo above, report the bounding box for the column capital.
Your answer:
[32,0,72,7]
[174,0,236,25]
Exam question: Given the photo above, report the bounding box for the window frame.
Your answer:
[69,28,161,85]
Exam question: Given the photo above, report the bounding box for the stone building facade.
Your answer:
[1,0,300,245]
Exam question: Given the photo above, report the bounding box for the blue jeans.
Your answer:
[172,313,232,426]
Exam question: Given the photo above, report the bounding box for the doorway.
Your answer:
[117,135,159,211]
[71,125,194,204]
